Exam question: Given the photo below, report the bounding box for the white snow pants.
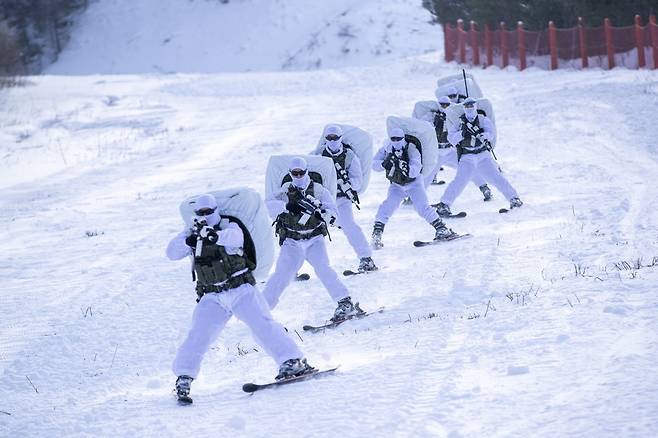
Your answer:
[263,235,350,309]
[375,179,440,225]
[172,283,302,379]
[336,197,372,259]
[424,147,486,188]
[441,152,519,206]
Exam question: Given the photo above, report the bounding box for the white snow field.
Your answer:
[47,0,438,74]
[2,1,658,437]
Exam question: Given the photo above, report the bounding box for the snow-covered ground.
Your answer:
[2,1,658,437]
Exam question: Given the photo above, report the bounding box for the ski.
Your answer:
[343,269,378,277]
[431,180,446,185]
[242,367,339,393]
[413,233,472,247]
[295,273,310,281]
[302,307,385,333]
[177,394,193,405]
[498,208,509,214]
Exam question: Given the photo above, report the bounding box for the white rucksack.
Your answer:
[265,154,337,200]
[179,187,274,281]
[385,116,438,180]
[311,124,373,193]
[435,73,484,100]
[412,100,439,122]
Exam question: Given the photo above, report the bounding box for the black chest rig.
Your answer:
[190,221,255,300]
[274,181,327,245]
[385,144,416,186]
[433,111,450,146]
[457,114,488,157]
[322,145,354,198]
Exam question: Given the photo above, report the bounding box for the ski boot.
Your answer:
[175,375,194,403]
[432,219,458,241]
[402,196,413,205]
[275,358,316,380]
[435,202,452,217]
[509,197,524,209]
[371,221,385,250]
[331,296,365,322]
[358,257,378,272]
[479,184,493,202]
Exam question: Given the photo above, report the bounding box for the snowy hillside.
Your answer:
[2,59,658,436]
[47,0,439,74]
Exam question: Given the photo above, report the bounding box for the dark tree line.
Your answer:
[423,0,658,30]
[0,0,88,74]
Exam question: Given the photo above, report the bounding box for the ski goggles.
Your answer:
[325,134,341,141]
[390,136,404,142]
[448,93,458,99]
[195,207,217,216]
[439,102,450,109]
[290,169,307,177]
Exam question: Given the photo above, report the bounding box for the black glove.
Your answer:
[185,233,198,247]
[286,200,302,215]
[313,210,324,221]
[202,227,218,244]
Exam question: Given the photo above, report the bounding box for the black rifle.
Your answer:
[334,162,360,210]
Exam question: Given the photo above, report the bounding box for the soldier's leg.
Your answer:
[262,239,305,309]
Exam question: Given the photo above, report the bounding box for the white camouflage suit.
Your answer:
[313,141,372,260]
[167,196,302,380]
[440,112,519,207]
[262,171,351,310]
[373,134,442,225]
[420,108,487,189]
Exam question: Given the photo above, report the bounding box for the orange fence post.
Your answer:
[458,19,466,64]
[548,21,558,70]
[578,17,588,68]
[500,22,508,68]
[635,15,646,68]
[604,18,615,69]
[445,23,453,62]
[485,24,493,67]
[470,21,480,65]
[649,15,658,69]
[517,21,526,70]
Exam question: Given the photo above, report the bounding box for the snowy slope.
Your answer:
[47,0,439,74]
[1,60,658,436]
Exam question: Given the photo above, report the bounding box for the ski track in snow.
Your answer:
[1,60,658,436]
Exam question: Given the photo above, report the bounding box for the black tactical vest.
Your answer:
[385,144,416,186]
[322,144,354,199]
[433,111,449,145]
[275,181,327,244]
[189,221,255,297]
[457,114,488,156]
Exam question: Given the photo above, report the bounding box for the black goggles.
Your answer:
[390,136,404,142]
[463,103,475,108]
[325,134,341,141]
[290,169,307,177]
[448,94,458,98]
[195,207,216,216]
[440,103,450,108]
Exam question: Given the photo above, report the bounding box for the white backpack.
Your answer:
[311,124,373,194]
[265,154,337,201]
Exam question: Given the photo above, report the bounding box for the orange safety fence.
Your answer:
[444,15,658,70]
